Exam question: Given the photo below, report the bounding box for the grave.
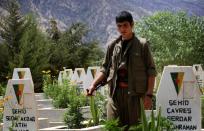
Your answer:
[193,64,204,88]
[58,69,74,85]
[3,79,38,131]
[71,68,86,89]
[58,71,63,85]
[156,65,202,131]
[83,67,100,90]
[64,69,73,80]
[193,64,203,72]
[12,68,34,86]
[12,68,33,80]
[58,71,67,85]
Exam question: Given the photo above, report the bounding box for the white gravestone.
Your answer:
[58,71,63,85]
[193,64,204,88]
[3,79,38,131]
[12,68,33,80]
[58,71,67,85]
[71,68,86,89]
[64,69,73,80]
[12,68,34,88]
[193,64,203,72]
[156,66,202,131]
[83,67,100,90]
[58,69,74,85]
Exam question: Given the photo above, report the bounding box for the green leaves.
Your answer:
[0,0,104,92]
[0,0,51,91]
[131,98,175,131]
[155,107,161,131]
[150,108,155,130]
[135,11,204,71]
[0,0,26,56]
[90,96,99,126]
[140,98,148,131]
[43,77,86,128]
[48,22,104,77]
[103,119,126,131]
[89,92,106,127]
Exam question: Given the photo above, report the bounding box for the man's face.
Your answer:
[116,21,133,40]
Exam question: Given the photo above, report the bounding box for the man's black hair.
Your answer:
[116,11,133,24]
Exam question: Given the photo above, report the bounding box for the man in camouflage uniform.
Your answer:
[87,11,157,128]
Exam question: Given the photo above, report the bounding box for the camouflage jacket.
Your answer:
[101,34,157,97]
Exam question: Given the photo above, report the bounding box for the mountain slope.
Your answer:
[1,0,204,46]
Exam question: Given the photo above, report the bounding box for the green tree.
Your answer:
[0,0,28,62]
[49,22,104,76]
[0,0,28,83]
[135,11,204,71]
[68,41,104,69]
[18,15,50,92]
[0,43,9,81]
[0,0,50,91]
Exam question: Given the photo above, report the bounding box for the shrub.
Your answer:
[103,118,126,131]
[0,84,6,96]
[43,73,108,128]
[43,74,87,108]
[63,95,85,129]
[43,74,59,99]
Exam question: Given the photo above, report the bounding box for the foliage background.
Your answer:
[0,0,104,92]
[135,11,204,72]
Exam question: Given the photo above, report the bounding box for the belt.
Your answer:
[118,82,128,88]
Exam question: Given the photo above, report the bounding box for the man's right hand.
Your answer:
[86,85,96,96]
[86,72,106,96]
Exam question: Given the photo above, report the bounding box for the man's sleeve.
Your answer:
[144,42,157,76]
[100,45,111,78]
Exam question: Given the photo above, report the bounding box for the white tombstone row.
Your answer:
[82,66,106,95]
[193,64,204,88]
[71,68,86,89]
[156,65,202,131]
[57,67,107,94]
[3,68,38,131]
[83,67,100,90]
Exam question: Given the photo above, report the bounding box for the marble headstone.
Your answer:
[58,71,63,85]
[83,66,100,90]
[12,68,32,80]
[156,65,202,131]
[12,68,33,86]
[3,79,38,131]
[58,71,67,85]
[64,69,73,80]
[58,69,74,85]
[71,68,86,89]
[193,64,204,88]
